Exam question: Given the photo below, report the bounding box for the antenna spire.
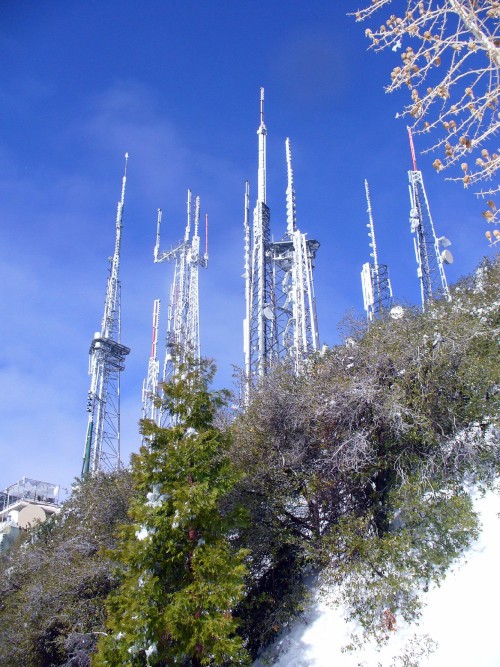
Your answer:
[407,126,418,171]
[244,90,320,399]
[365,179,378,273]
[154,208,162,262]
[257,87,267,204]
[121,152,129,199]
[285,137,297,235]
[260,86,265,129]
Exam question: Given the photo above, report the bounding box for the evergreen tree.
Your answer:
[93,358,250,667]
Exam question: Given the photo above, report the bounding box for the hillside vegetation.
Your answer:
[0,256,498,666]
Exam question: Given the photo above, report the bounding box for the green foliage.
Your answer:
[322,482,479,641]
[231,255,499,648]
[0,469,135,667]
[93,358,250,667]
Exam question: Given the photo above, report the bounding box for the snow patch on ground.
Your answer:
[255,490,500,667]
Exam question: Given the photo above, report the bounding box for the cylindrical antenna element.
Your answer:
[154,208,162,262]
[194,196,200,237]
[257,88,267,203]
[151,299,160,359]
[205,213,209,258]
[184,189,192,242]
[286,137,297,234]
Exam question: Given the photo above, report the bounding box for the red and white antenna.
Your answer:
[407,126,418,171]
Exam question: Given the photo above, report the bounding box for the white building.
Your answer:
[0,477,60,552]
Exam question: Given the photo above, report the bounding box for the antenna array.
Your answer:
[243,89,320,397]
[143,190,208,426]
[78,96,463,480]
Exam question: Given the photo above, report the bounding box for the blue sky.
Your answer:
[0,1,495,495]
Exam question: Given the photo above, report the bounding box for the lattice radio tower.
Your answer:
[143,191,208,426]
[244,88,320,396]
[244,88,277,384]
[82,154,131,477]
[407,127,453,310]
[361,179,393,321]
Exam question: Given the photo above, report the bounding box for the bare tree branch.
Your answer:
[353,0,500,228]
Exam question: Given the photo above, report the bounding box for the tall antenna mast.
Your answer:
[151,190,208,425]
[245,87,278,396]
[407,127,452,309]
[82,154,131,477]
[361,180,393,321]
[244,91,320,397]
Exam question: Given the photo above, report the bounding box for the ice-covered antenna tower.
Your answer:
[407,127,452,310]
[244,87,278,389]
[361,180,393,321]
[82,154,131,477]
[149,190,208,425]
[274,137,320,369]
[141,298,161,428]
[243,89,320,397]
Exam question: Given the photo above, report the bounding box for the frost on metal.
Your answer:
[243,89,320,400]
[82,154,131,477]
[143,192,208,429]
